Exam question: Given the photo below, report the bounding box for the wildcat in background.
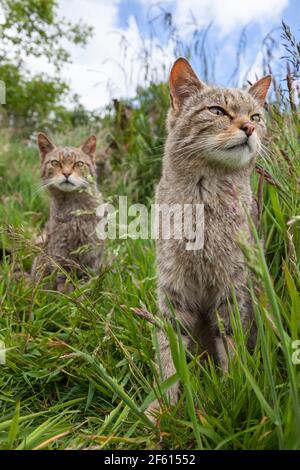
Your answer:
[148,58,271,417]
[31,134,104,291]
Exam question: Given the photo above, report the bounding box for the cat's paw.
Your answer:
[145,399,161,426]
[56,281,74,293]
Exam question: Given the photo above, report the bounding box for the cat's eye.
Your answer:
[208,106,226,116]
[51,159,61,167]
[250,114,261,122]
[75,161,84,168]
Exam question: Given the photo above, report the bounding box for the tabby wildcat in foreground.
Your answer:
[148,58,271,417]
[31,134,104,291]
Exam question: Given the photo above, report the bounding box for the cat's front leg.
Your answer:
[79,245,103,276]
[146,290,196,423]
[55,270,75,293]
[31,255,52,284]
[56,273,67,292]
[146,328,191,423]
[210,285,256,371]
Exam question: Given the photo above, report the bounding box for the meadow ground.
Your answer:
[0,77,299,450]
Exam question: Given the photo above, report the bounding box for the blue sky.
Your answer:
[27,0,300,110]
[116,0,300,85]
[118,0,299,34]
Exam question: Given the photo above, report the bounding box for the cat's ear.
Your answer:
[248,75,272,106]
[37,133,56,160]
[169,58,205,113]
[81,135,96,160]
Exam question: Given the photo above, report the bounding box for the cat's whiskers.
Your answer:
[172,134,217,154]
[260,143,274,159]
[32,179,53,196]
[258,144,273,162]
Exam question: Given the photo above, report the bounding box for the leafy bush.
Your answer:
[0,0,93,135]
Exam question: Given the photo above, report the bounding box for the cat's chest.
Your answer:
[157,176,251,294]
[157,175,250,227]
[48,210,97,244]
[178,176,248,220]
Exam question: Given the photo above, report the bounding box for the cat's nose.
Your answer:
[240,121,255,137]
[62,171,72,178]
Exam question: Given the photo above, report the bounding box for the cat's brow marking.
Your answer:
[195,124,214,136]
[188,106,208,120]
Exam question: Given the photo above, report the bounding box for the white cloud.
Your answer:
[168,0,288,86]
[173,0,288,35]
[26,0,173,111]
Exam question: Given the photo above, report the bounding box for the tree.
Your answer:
[0,0,92,70]
[0,0,93,134]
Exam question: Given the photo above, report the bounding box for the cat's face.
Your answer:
[37,134,97,192]
[168,58,271,169]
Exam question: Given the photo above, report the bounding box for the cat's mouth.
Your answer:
[226,141,250,151]
[57,179,78,192]
[60,180,75,186]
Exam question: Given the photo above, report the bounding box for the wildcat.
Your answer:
[31,133,104,291]
[148,58,271,417]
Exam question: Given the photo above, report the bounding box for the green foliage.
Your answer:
[0,64,101,135]
[0,0,93,136]
[100,83,170,203]
[0,0,92,70]
[0,64,70,134]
